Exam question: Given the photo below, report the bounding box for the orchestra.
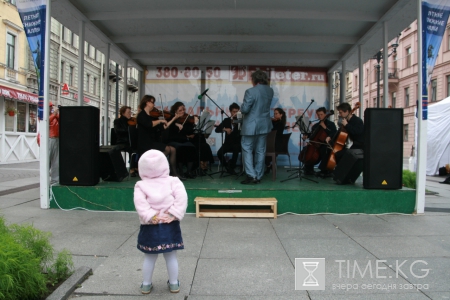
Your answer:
[114,94,361,182]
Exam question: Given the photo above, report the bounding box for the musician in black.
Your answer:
[265,107,287,174]
[302,107,337,175]
[113,105,138,176]
[319,102,364,176]
[215,103,242,174]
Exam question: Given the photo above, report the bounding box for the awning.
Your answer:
[0,85,38,104]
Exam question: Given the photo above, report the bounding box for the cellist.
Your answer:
[319,102,364,176]
[301,107,337,175]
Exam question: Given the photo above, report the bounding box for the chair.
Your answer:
[111,126,138,179]
[265,130,277,181]
[277,133,292,169]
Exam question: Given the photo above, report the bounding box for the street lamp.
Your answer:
[373,33,401,108]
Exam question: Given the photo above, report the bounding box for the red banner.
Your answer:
[0,85,39,103]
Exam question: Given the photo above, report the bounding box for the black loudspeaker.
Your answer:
[363,108,403,189]
[99,146,128,182]
[59,106,99,186]
[333,149,364,184]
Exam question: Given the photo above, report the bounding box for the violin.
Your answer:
[127,117,137,126]
[149,108,173,121]
[177,113,198,125]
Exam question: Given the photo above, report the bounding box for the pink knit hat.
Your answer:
[138,149,169,179]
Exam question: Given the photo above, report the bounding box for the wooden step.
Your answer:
[194,197,277,219]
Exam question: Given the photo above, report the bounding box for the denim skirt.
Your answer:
[137,221,184,254]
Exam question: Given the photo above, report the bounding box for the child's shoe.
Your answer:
[140,283,153,294]
[167,280,180,293]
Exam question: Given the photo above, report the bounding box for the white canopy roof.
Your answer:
[51,0,417,71]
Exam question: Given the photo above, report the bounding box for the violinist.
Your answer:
[113,106,138,177]
[302,107,337,176]
[215,103,242,174]
[136,95,185,180]
[163,101,200,178]
[265,108,287,174]
[318,102,363,176]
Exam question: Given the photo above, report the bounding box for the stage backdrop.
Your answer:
[145,66,328,166]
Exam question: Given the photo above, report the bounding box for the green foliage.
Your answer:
[8,223,53,270]
[46,249,74,286]
[0,233,47,300]
[0,216,74,300]
[402,170,416,189]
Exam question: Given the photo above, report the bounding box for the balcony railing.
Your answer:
[127,78,139,93]
[378,67,399,80]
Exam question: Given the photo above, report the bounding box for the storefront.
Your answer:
[0,85,39,163]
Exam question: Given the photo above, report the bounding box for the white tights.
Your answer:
[142,251,178,285]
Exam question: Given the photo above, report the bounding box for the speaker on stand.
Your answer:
[59,106,100,186]
[363,108,403,189]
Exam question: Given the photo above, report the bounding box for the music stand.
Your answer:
[281,100,318,183]
[201,92,233,178]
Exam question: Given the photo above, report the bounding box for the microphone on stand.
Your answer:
[236,111,242,130]
[197,88,209,99]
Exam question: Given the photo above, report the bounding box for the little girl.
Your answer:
[134,150,188,294]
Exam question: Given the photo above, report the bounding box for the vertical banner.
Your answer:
[146,66,328,166]
[16,0,47,120]
[421,0,450,120]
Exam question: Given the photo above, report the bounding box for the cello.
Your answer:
[299,110,334,164]
[325,102,360,171]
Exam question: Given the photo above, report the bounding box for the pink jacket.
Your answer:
[134,150,187,224]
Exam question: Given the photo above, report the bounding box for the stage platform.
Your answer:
[50,167,416,214]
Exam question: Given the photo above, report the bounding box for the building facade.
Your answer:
[334,19,450,158]
[1,2,140,163]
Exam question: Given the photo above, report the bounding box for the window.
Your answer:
[119,90,122,103]
[6,33,16,69]
[108,84,112,101]
[29,105,37,133]
[354,75,358,91]
[61,25,65,41]
[431,79,437,102]
[392,92,396,108]
[71,31,75,47]
[406,47,412,67]
[69,66,74,86]
[373,98,376,108]
[86,74,90,92]
[4,100,15,131]
[365,69,369,86]
[405,87,410,107]
[93,77,97,95]
[16,103,26,132]
[60,62,65,83]
[448,28,450,51]
[403,124,409,141]
[447,75,450,97]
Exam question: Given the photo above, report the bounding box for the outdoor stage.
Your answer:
[50,166,416,214]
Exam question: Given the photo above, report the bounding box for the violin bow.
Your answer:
[181,99,199,126]
[159,94,164,119]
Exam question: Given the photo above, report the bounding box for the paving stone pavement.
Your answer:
[0,161,450,299]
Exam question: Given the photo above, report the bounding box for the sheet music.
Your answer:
[203,120,216,135]
[196,111,211,130]
[295,115,310,131]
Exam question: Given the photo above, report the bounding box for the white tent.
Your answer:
[426,96,450,175]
